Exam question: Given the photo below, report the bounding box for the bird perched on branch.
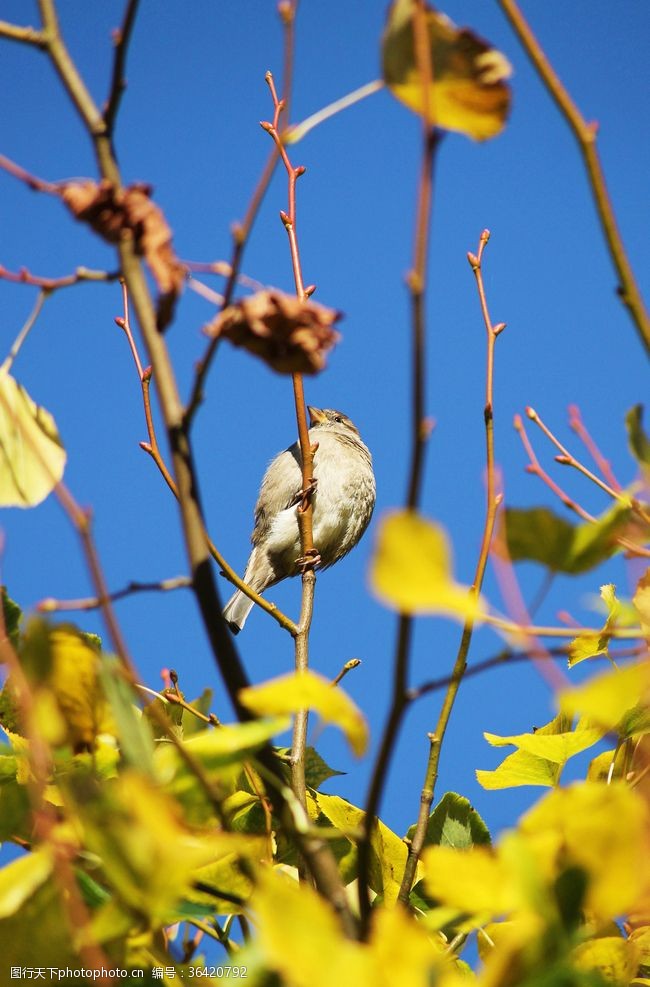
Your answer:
[223,406,376,633]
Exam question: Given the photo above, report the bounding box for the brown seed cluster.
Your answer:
[205,290,341,374]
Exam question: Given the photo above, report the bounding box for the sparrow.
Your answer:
[223,407,376,632]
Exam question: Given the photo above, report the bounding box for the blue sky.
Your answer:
[1,0,648,869]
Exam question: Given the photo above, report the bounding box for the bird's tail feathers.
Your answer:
[222,548,274,633]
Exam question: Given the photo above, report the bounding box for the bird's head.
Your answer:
[307,406,360,436]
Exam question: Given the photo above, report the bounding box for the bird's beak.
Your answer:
[307,406,327,426]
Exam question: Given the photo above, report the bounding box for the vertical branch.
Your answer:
[262,72,318,816]
[397,231,504,903]
[358,0,438,933]
[498,0,650,357]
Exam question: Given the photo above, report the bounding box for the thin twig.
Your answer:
[0,263,119,290]
[286,80,385,144]
[527,406,650,529]
[0,20,45,45]
[1,291,48,373]
[103,0,141,134]
[409,642,645,702]
[398,230,504,905]
[358,0,438,933]
[568,404,621,492]
[498,0,650,356]
[515,412,650,559]
[37,575,192,613]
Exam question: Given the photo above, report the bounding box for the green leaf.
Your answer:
[626,404,650,472]
[275,745,345,790]
[500,503,631,574]
[382,0,512,140]
[1,589,22,650]
[405,791,491,849]
[0,371,66,507]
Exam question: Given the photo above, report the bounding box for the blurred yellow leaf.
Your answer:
[0,371,66,507]
[560,662,650,733]
[253,868,370,987]
[422,844,516,918]
[68,770,228,923]
[367,905,445,985]
[0,848,52,918]
[8,621,114,750]
[370,510,483,621]
[239,670,368,756]
[520,782,649,919]
[382,0,512,140]
[572,937,640,986]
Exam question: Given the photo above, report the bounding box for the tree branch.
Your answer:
[498,0,650,357]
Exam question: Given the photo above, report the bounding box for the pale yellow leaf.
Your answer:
[253,868,370,987]
[370,510,483,621]
[422,844,516,918]
[382,0,511,140]
[572,937,640,986]
[239,670,368,756]
[0,372,66,507]
[0,848,52,918]
[520,781,649,919]
[560,662,650,732]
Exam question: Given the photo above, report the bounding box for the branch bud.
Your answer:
[304,284,317,297]
[493,322,506,336]
[295,165,306,178]
[279,210,292,228]
[525,406,537,420]
[259,120,274,133]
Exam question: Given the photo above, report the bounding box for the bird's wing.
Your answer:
[251,443,302,545]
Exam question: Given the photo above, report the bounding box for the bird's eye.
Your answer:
[333,416,344,423]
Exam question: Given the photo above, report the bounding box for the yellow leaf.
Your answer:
[476,713,592,790]
[314,791,408,904]
[520,782,649,919]
[0,848,52,918]
[568,583,622,666]
[370,510,483,621]
[422,844,516,918]
[367,905,445,986]
[572,937,640,986]
[239,670,368,756]
[483,719,603,764]
[11,621,114,750]
[68,771,229,922]
[634,568,650,637]
[560,662,650,732]
[0,371,66,507]
[382,0,512,140]
[253,868,370,987]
